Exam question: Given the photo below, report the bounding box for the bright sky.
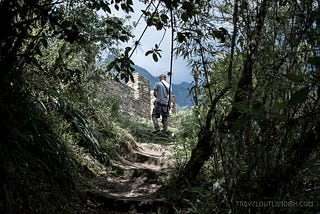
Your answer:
[110,2,193,84]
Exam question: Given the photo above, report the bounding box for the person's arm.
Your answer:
[153,83,158,98]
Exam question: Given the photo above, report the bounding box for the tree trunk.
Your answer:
[177,0,270,186]
[177,129,214,185]
[224,0,270,127]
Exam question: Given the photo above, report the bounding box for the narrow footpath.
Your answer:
[76,133,176,213]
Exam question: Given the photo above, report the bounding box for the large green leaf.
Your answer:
[288,87,309,106]
[285,73,304,83]
[231,116,250,132]
[308,56,320,65]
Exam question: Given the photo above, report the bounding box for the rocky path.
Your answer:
[78,136,176,213]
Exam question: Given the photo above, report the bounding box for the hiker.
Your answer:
[152,74,171,133]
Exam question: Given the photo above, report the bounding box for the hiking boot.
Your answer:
[152,129,160,133]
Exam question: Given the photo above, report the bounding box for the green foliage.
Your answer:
[160,0,320,213]
[0,97,79,213]
[145,11,167,30]
[168,108,199,170]
[145,43,162,62]
[105,50,135,83]
[0,0,137,212]
[308,56,320,65]
[1,0,320,213]
[56,98,111,165]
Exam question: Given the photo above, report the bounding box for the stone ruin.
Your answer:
[103,73,176,119]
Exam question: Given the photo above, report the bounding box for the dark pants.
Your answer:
[152,102,169,131]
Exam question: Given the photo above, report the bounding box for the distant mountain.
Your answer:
[132,65,193,109]
[172,81,193,109]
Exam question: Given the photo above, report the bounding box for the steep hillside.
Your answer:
[132,65,193,109]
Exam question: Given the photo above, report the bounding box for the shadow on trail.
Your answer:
[76,124,177,213]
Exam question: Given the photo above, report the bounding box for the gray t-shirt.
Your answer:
[154,81,170,105]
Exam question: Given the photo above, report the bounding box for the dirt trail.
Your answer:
[80,136,176,213]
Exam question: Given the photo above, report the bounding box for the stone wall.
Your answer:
[102,73,176,119]
[126,73,152,118]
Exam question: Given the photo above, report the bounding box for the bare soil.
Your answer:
[75,136,176,214]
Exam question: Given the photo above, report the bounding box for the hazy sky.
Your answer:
[111,2,193,84]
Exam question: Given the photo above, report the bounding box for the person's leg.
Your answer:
[151,104,160,132]
[161,115,168,131]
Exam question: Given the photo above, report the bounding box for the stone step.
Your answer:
[126,150,161,165]
[85,190,174,213]
[110,162,170,183]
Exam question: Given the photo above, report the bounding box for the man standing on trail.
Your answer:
[152,74,171,133]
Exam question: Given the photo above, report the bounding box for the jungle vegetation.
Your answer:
[0,0,319,213]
